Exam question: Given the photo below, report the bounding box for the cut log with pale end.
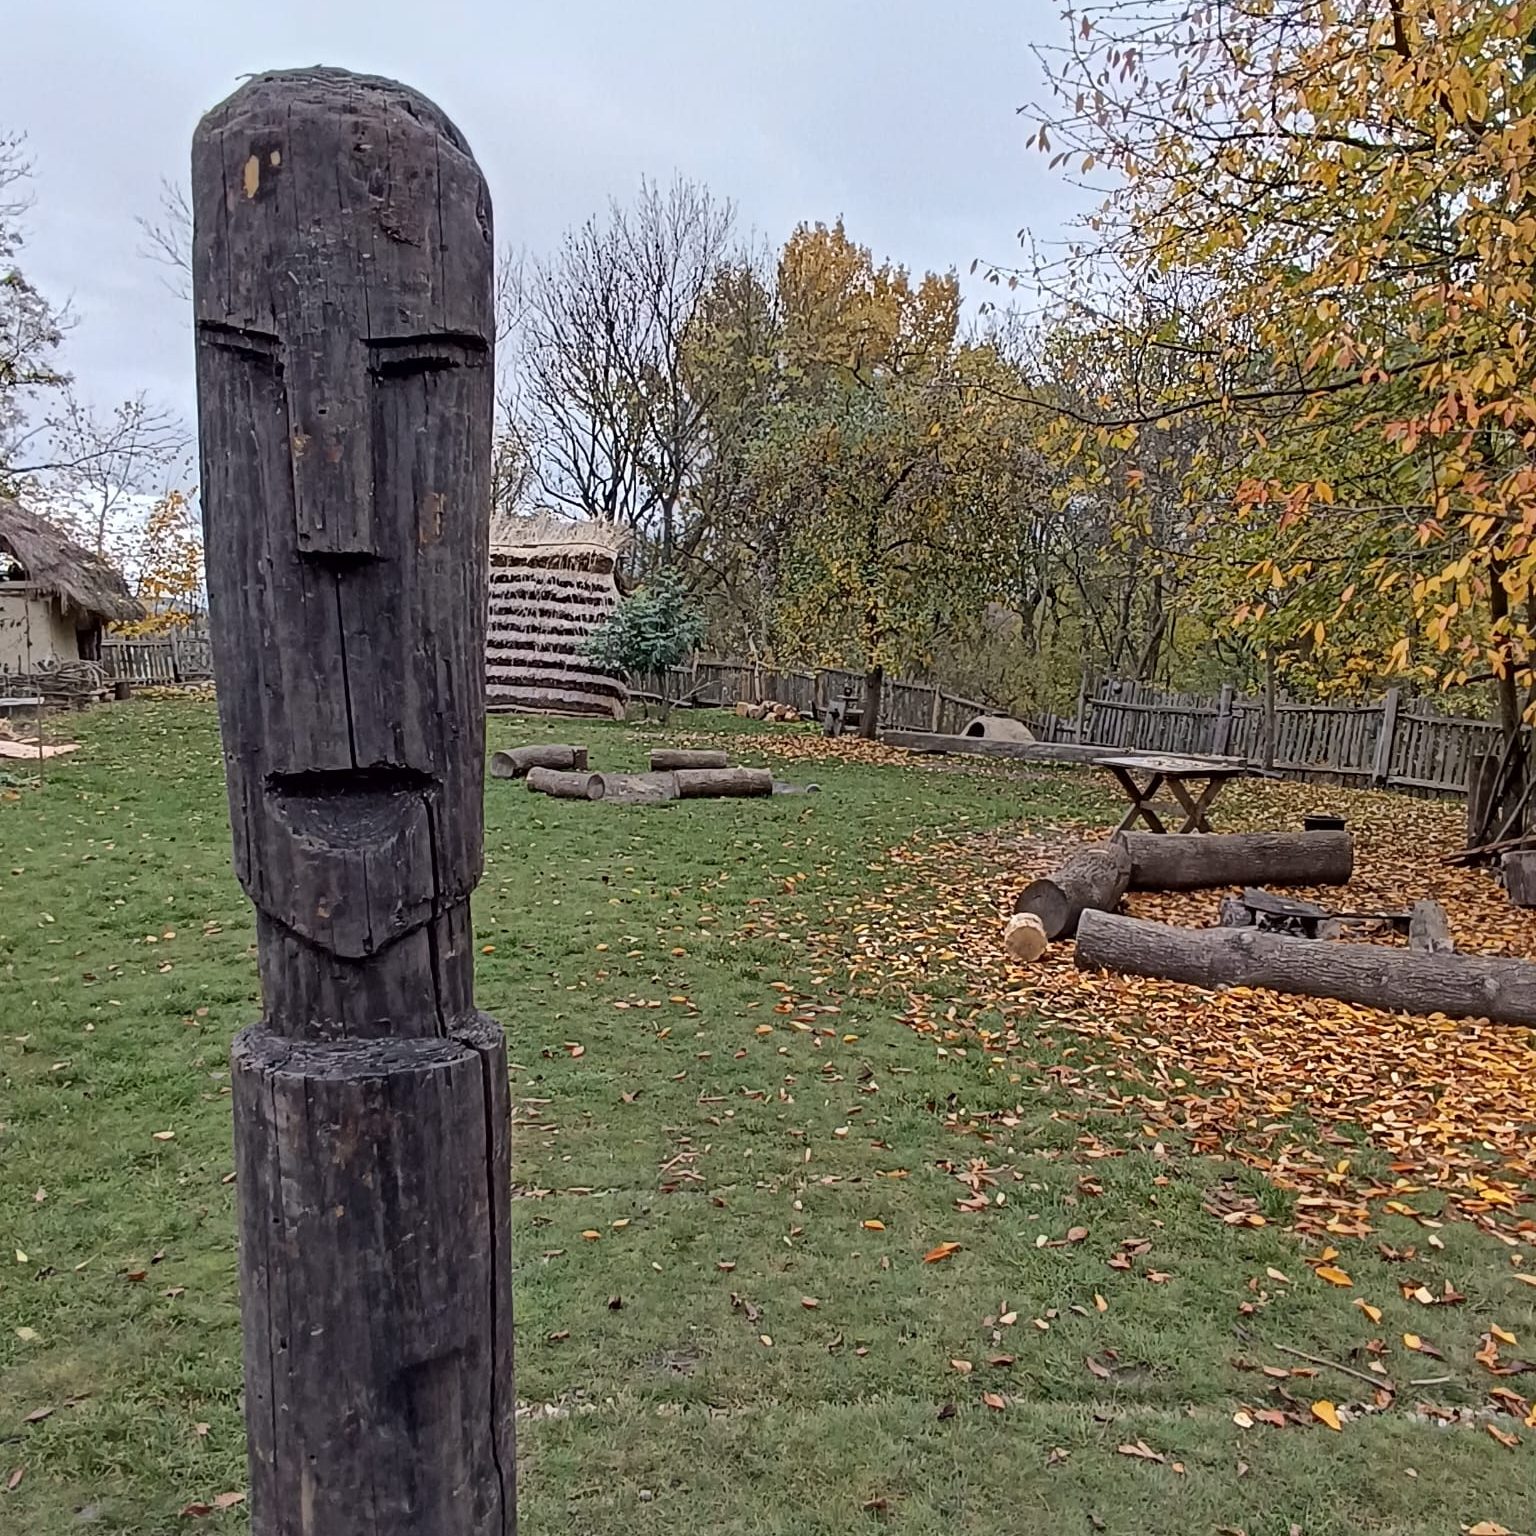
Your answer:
[1119,830,1353,891]
[1013,840,1132,940]
[1002,912,1049,963]
[1074,909,1536,1027]
[650,749,730,771]
[1503,850,1536,909]
[1408,899,1455,954]
[525,766,604,800]
[594,771,679,805]
[882,729,1111,765]
[672,766,775,798]
[489,743,588,779]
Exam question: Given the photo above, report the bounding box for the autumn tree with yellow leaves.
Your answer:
[1021,0,1536,739]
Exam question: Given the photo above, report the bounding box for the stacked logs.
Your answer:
[735,700,802,723]
[496,743,785,804]
[1007,823,1536,1027]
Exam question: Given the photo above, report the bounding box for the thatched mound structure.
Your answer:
[485,512,629,718]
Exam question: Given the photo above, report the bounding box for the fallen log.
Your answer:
[1119,830,1353,891]
[525,766,604,801]
[881,730,1112,766]
[1074,910,1536,1027]
[1013,840,1131,940]
[673,767,774,798]
[489,743,588,779]
[650,749,730,771]
[593,771,679,805]
[1002,912,1049,963]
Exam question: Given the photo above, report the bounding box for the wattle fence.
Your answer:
[96,634,1498,798]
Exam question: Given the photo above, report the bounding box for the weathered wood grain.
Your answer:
[1119,830,1354,891]
[1075,910,1536,1026]
[195,67,513,1535]
[1013,840,1131,940]
[649,748,730,771]
[489,744,589,779]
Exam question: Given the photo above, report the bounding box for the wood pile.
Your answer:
[499,742,800,805]
[735,700,802,723]
[1001,818,1521,1027]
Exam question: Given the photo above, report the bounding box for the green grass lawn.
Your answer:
[1,699,1532,1534]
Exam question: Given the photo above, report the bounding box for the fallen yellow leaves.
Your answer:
[806,780,1536,1233]
[1311,1400,1343,1432]
[922,1241,962,1264]
[1314,1265,1353,1288]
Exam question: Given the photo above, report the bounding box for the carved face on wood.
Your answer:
[193,69,493,961]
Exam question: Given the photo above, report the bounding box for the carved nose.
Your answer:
[287,334,376,556]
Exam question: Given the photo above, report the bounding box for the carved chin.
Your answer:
[251,766,441,956]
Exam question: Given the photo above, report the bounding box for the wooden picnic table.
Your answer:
[1094,753,1248,834]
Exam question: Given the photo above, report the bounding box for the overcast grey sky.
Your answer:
[8,0,1084,428]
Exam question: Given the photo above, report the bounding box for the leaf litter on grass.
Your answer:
[785,777,1536,1237]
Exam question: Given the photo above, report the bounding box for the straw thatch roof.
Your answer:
[486,512,629,718]
[0,497,144,624]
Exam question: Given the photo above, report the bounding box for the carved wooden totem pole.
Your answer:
[192,69,514,1534]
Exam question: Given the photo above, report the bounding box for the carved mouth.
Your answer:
[266,765,436,843]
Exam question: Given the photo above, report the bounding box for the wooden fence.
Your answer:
[95,635,1497,798]
[1075,676,1500,797]
[100,630,214,685]
[658,661,1499,798]
[634,657,1006,738]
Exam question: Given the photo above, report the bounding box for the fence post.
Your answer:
[1372,687,1402,786]
[1073,671,1090,744]
[928,684,942,732]
[1213,682,1234,756]
[169,627,183,683]
[1262,655,1277,771]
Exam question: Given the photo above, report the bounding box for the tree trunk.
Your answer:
[859,664,884,740]
[525,767,604,800]
[649,749,730,771]
[672,766,774,798]
[1013,840,1132,940]
[1119,830,1353,891]
[1075,910,1536,1026]
[1467,751,1503,848]
[489,744,588,780]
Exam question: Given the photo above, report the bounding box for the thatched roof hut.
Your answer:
[0,498,144,624]
[485,512,629,719]
[1,498,144,674]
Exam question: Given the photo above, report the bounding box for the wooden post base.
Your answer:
[232,1017,515,1535]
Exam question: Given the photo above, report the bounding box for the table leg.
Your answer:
[1111,769,1167,833]
[1168,776,1219,834]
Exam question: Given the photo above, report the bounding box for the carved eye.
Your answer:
[199,321,282,366]
[369,333,488,378]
